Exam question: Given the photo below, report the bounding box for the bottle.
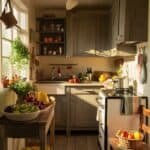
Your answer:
[59,47,62,55]
[43,47,47,55]
[86,67,92,81]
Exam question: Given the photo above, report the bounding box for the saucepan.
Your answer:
[113,77,129,89]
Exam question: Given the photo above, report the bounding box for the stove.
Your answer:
[96,88,141,150]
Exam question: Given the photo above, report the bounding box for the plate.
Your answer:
[3,110,40,121]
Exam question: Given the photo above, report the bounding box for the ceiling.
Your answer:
[22,0,112,9]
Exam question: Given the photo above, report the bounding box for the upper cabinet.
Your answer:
[36,17,66,56]
[111,0,148,47]
[67,10,110,56]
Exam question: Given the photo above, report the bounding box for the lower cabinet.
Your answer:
[55,87,99,131]
[70,94,98,130]
[55,95,67,130]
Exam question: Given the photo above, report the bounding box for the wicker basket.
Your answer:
[118,137,143,149]
[116,130,144,149]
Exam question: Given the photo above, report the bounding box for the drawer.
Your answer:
[35,83,65,95]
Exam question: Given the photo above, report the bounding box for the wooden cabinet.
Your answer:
[36,17,66,56]
[55,95,67,129]
[67,10,109,56]
[70,94,98,129]
[69,87,99,130]
[111,0,148,45]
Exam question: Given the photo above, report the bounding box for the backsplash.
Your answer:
[35,56,116,81]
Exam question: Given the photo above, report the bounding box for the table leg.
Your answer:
[39,126,47,150]
[0,126,7,150]
[50,117,55,150]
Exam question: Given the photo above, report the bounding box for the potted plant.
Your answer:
[9,76,34,104]
[10,37,29,72]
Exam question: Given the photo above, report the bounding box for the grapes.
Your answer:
[4,106,14,113]
[24,92,49,110]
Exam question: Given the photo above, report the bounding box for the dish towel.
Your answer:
[120,96,140,115]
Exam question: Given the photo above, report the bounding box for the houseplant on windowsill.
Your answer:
[10,37,29,73]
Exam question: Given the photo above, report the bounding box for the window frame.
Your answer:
[0,0,29,79]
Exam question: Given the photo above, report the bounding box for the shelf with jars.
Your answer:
[36,16,66,56]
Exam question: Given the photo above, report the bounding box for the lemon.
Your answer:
[134,131,141,140]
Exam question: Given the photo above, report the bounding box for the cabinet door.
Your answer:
[70,94,98,129]
[116,0,148,43]
[124,0,148,42]
[111,0,120,47]
[67,11,109,56]
[55,95,67,129]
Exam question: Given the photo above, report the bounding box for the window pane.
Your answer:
[20,12,27,30]
[13,28,18,39]
[1,0,5,10]
[2,58,12,77]
[13,7,19,21]
[2,24,12,39]
[2,40,12,57]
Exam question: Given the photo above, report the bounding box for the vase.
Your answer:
[16,94,25,104]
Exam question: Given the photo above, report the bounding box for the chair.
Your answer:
[109,105,150,150]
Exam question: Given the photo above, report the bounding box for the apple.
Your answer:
[128,133,135,139]
[120,131,128,138]
[68,79,74,83]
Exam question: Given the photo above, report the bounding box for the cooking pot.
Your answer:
[113,77,129,89]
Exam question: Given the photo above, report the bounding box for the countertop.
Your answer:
[35,81,104,87]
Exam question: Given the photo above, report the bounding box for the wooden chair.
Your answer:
[109,105,150,150]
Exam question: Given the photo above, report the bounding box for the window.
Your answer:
[0,0,28,78]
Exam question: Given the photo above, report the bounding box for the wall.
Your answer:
[36,56,116,80]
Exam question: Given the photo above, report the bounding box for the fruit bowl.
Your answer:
[116,130,144,149]
[3,104,40,121]
[3,111,40,121]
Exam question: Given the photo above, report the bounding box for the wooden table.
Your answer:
[0,103,55,150]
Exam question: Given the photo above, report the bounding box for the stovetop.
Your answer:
[99,88,134,97]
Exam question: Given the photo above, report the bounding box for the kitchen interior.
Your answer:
[0,0,150,150]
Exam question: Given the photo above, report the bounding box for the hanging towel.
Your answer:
[120,96,133,115]
[120,96,140,115]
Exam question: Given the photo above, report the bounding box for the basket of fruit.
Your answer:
[116,129,144,149]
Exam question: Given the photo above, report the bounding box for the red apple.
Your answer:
[121,131,128,138]
[128,133,135,139]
